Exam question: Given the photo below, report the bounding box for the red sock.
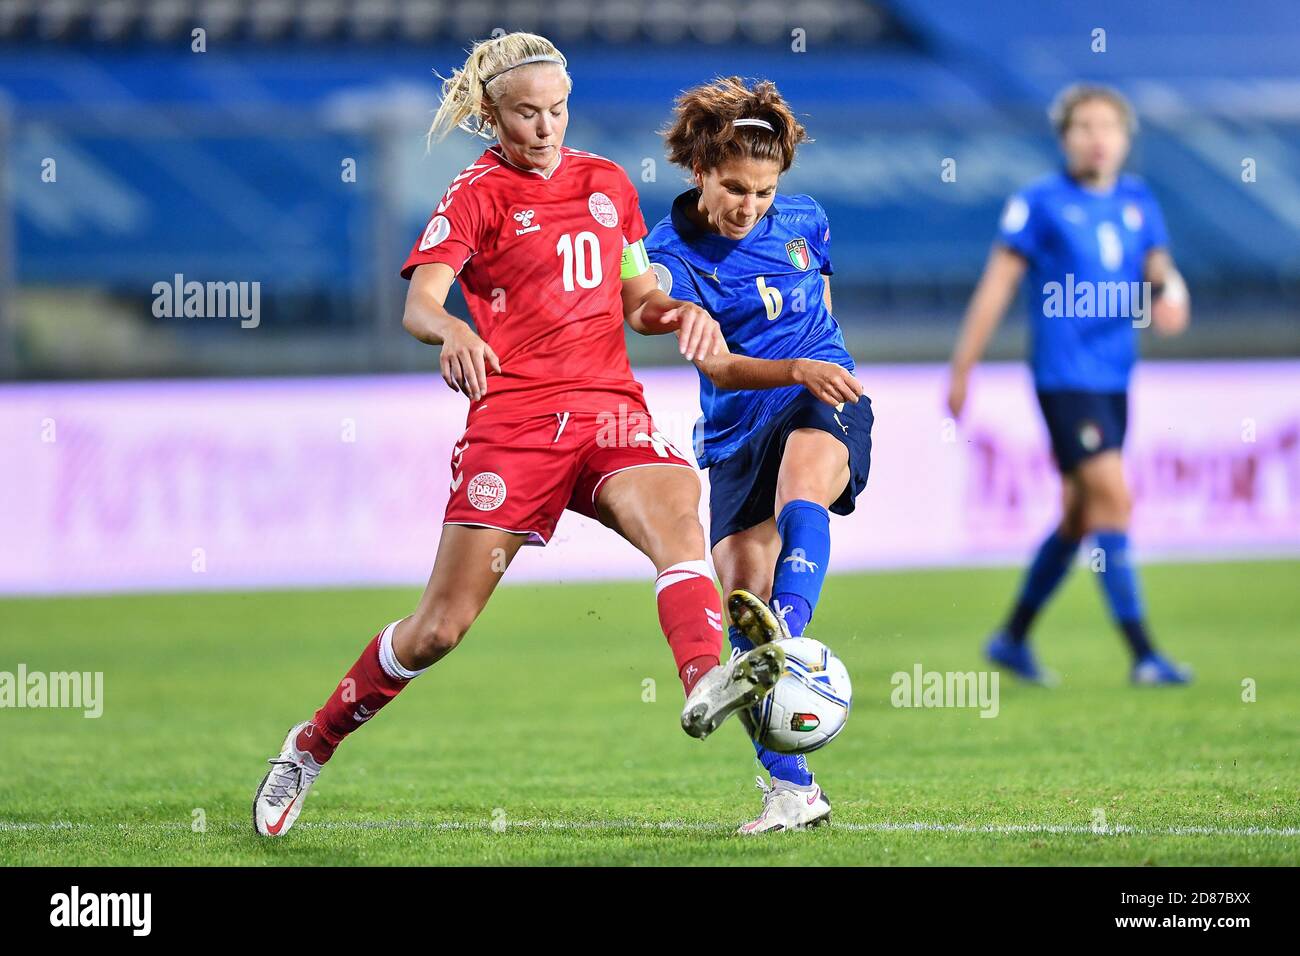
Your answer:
[295,622,416,765]
[655,560,724,695]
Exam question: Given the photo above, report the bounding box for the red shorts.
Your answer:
[443,403,694,545]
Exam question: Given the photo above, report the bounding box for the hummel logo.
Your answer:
[513,209,540,235]
[450,472,464,492]
[704,607,723,632]
[352,704,375,724]
[685,664,699,682]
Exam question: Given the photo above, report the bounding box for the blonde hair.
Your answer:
[428,32,571,145]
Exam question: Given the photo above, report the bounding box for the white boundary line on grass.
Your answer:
[2,820,1297,837]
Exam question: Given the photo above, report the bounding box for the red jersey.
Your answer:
[402,145,649,418]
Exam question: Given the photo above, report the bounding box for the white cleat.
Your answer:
[252,721,323,837]
[681,643,785,740]
[727,589,791,645]
[736,776,832,835]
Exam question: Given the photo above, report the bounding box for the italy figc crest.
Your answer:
[785,237,810,270]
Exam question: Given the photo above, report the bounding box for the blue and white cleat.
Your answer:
[1131,653,1193,686]
[985,631,1057,686]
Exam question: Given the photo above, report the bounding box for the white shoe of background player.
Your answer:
[736,775,832,835]
[252,721,323,837]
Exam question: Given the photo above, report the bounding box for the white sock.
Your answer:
[377,621,428,681]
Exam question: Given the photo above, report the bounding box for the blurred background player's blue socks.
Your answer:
[1093,529,1155,660]
[770,499,831,638]
[728,624,813,786]
[1005,529,1080,643]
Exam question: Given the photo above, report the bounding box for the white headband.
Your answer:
[732,118,774,132]
[482,54,567,86]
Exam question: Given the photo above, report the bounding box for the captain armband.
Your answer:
[620,238,650,279]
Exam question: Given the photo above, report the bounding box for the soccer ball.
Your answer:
[741,637,852,754]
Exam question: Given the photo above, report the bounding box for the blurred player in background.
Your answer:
[647,77,872,834]
[947,83,1192,686]
[252,34,788,837]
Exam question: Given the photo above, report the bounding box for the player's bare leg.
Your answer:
[765,426,849,636]
[1058,470,1086,542]
[775,428,850,514]
[718,429,849,831]
[987,469,1084,686]
[253,525,525,836]
[713,518,779,605]
[723,432,846,646]
[714,520,790,644]
[596,464,783,739]
[1076,451,1190,683]
[716,522,780,636]
[1074,450,1131,534]
[391,525,528,669]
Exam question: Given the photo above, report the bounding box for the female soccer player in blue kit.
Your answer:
[646,77,873,834]
[947,84,1192,686]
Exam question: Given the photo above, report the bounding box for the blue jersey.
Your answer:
[646,190,854,468]
[998,170,1169,392]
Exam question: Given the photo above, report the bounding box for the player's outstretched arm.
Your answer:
[1145,248,1190,336]
[621,268,727,361]
[947,245,1027,419]
[402,263,501,402]
[695,353,864,406]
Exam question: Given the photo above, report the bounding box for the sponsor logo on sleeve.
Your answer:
[1000,196,1029,233]
[651,262,673,295]
[419,215,451,251]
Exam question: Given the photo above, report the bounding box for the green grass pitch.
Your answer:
[1,560,1297,866]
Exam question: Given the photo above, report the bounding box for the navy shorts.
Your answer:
[1036,389,1128,473]
[706,390,874,549]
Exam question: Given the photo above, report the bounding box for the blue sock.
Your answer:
[770,500,831,638]
[728,625,812,786]
[1006,529,1080,643]
[1093,529,1155,661]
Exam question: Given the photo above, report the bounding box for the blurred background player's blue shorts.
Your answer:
[707,391,874,549]
[1036,390,1129,474]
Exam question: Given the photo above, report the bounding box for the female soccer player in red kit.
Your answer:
[252,32,785,836]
